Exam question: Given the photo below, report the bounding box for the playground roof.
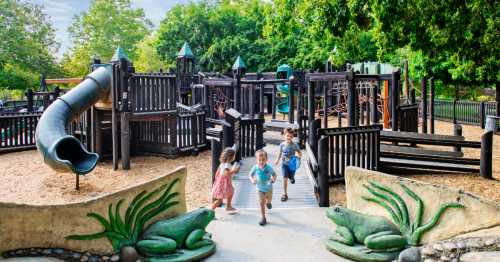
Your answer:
[277,64,292,78]
[178,42,194,58]
[110,47,130,62]
[232,56,246,70]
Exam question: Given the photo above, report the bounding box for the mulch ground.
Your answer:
[0,150,212,210]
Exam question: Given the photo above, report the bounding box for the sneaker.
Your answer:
[259,218,267,226]
[266,203,272,210]
[281,194,288,202]
[290,177,295,184]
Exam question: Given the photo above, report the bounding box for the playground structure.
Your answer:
[0,41,498,197]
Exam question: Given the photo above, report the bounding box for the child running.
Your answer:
[275,128,302,202]
[211,147,240,212]
[249,149,277,226]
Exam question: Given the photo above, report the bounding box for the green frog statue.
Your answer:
[326,205,406,262]
[136,207,216,260]
[325,181,464,262]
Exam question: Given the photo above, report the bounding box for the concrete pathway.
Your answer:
[232,144,317,209]
[206,208,350,262]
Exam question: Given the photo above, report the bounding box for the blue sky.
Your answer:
[30,0,191,57]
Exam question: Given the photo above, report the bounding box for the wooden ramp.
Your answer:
[232,144,318,209]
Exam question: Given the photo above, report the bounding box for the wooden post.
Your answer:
[429,77,435,134]
[256,116,264,150]
[404,60,409,99]
[309,119,321,159]
[318,136,329,207]
[453,124,462,152]
[76,174,79,190]
[54,86,61,98]
[323,82,328,128]
[480,130,493,179]
[410,89,416,104]
[496,83,500,118]
[307,80,315,128]
[259,83,264,117]
[272,85,277,119]
[421,78,428,133]
[453,99,457,124]
[249,84,255,118]
[211,139,222,184]
[371,84,378,124]
[391,70,400,131]
[119,58,130,170]
[288,76,295,124]
[347,70,356,126]
[111,65,118,170]
[26,89,33,112]
[234,73,241,112]
[480,101,486,129]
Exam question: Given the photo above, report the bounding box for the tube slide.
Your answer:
[36,65,112,174]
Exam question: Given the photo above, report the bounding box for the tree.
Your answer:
[0,0,60,89]
[62,0,152,76]
[134,33,167,72]
[156,0,271,73]
[365,0,499,90]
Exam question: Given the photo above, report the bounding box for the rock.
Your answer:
[80,255,89,262]
[120,246,138,262]
[42,249,52,255]
[484,238,496,246]
[88,256,100,262]
[423,259,436,262]
[421,247,436,256]
[456,240,466,250]
[72,252,82,259]
[102,256,109,261]
[53,248,64,255]
[460,251,500,262]
[433,243,443,251]
[440,255,450,261]
[467,238,483,249]
[443,242,456,251]
[398,247,421,262]
[110,254,120,262]
[15,250,23,255]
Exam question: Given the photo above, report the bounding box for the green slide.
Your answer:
[35,65,112,174]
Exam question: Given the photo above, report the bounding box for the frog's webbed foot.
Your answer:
[136,235,177,256]
[185,229,214,250]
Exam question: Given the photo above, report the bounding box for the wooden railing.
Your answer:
[0,112,42,153]
[129,74,177,112]
[305,119,381,206]
[238,117,265,158]
[398,103,419,132]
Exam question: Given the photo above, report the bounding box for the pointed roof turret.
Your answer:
[232,56,246,70]
[177,42,194,58]
[110,46,130,63]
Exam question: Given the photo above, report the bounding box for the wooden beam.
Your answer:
[45,78,84,84]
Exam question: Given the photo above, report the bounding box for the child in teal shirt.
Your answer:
[249,149,277,226]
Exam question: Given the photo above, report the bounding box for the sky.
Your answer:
[29,0,191,57]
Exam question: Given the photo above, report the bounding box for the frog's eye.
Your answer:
[334,206,340,212]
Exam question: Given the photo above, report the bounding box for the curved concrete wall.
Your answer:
[345,167,500,244]
[0,167,187,254]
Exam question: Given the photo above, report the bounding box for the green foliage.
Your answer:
[67,178,180,251]
[362,181,464,246]
[134,33,168,72]
[0,0,61,89]
[62,0,152,77]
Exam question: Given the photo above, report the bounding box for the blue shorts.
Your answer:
[281,163,295,179]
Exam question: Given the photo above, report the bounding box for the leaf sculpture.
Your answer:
[362,181,464,246]
[67,178,180,251]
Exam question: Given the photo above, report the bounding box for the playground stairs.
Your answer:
[231,143,317,209]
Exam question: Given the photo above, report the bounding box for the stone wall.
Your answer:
[0,167,187,254]
[345,167,500,244]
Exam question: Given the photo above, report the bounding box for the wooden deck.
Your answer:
[232,144,318,208]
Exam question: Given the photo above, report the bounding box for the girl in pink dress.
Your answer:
[211,147,239,211]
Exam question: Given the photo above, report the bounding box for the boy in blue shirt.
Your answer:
[249,149,277,226]
[275,128,302,202]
